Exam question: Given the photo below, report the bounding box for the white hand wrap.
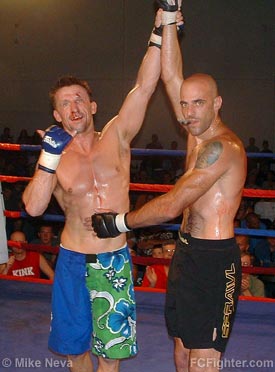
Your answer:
[149,32,162,47]
[38,150,61,172]
[162,11,177,25]
[115,213,131,233]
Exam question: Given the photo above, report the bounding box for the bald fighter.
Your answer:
[91,3,247,371]
[23,7,184,372]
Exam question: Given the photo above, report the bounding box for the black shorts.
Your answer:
[165,233,241,353]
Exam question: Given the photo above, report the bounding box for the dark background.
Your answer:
[0,0,274,150]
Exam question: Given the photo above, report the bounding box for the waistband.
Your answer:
[59,243,128,263]
[178,231,236,250]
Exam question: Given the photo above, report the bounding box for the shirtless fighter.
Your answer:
[22,8,186,372]
[91,2,247,371]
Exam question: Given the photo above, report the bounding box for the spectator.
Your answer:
[3,231,54,280]
[142,239,175,289]
[126,231,139,286]
[143,133,164,174]
[16,129,31,144]
[235,234,250,253]
[259,140,273,170]
[254,231,275,298]
[162,140,183,176]
[0,127,13,143]
[245,171,261,189]
[262,170,275,190]
[245,137,260,153]
[151,245,164,258]
[240,252,264,297]
[10,218,36,243]
[235,199,253,226]
[31,224,60,268]
[244,212,267,255]
[146,133,163,150]
[245,137,260,173]
[256,163,271,187]
[254,198,275,227]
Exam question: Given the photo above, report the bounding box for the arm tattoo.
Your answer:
[195,141,223,169]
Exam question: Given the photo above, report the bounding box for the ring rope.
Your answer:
[1,142,275,159]
[6,240,275,276]
[1,145,275,253]
[2,176,275,199]
[4,210,275,237]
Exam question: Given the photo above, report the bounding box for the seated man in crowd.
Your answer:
[235,234,250,253]
[2,231,54,280]
[240,252,264,297]
[151,245,164,258]
[142,240,175,289]
[31,223,60,268]
[253,229,275,298]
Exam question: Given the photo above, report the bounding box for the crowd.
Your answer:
[1,130,274,297]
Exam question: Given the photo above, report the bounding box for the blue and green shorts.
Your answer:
[48,245,137,359]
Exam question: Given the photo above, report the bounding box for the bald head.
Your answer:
[10,231,26,242]
[179,73,222,134]
[182,74,219,98]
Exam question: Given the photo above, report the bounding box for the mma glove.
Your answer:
[92,212,131,239]
[38,125,73,174]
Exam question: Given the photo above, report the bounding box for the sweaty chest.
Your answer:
[57,149,127,197]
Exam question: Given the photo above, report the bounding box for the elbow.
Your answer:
[24,203,44,217]
[161,69,174,85]
[23,194,46,217]
[164,202,182,221]
[137,76,159,98]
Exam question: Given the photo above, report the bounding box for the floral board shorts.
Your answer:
[48,245,137,359]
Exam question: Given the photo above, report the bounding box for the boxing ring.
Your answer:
[1,143,275,371]
[0,278,275,371]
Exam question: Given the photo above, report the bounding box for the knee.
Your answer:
[67,351,92,371]
[98,356,119,372]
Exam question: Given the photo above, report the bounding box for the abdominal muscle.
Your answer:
[54,173,130,254]
[183,194,239,240]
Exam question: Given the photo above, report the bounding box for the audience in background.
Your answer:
[0,127,13,143]
[240,252,265,297]
[31,223,59,269]
[245,136,260,173]
[243,212,267,255]
[253,229,275,298]
[0,129,274,297]
[2,231,54,280]
[235,234,250,253]
[259,140,273,171]
[254,198,275,228]
[142,240,175,289]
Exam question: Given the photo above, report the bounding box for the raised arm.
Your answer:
[106,13,162,143]
[160,0,184,123]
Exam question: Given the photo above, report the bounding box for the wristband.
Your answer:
[162,11,177,25]
[38,150,61,172]
[38,164,56,174]
[115,213,131,233]
[148,26,163,49]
